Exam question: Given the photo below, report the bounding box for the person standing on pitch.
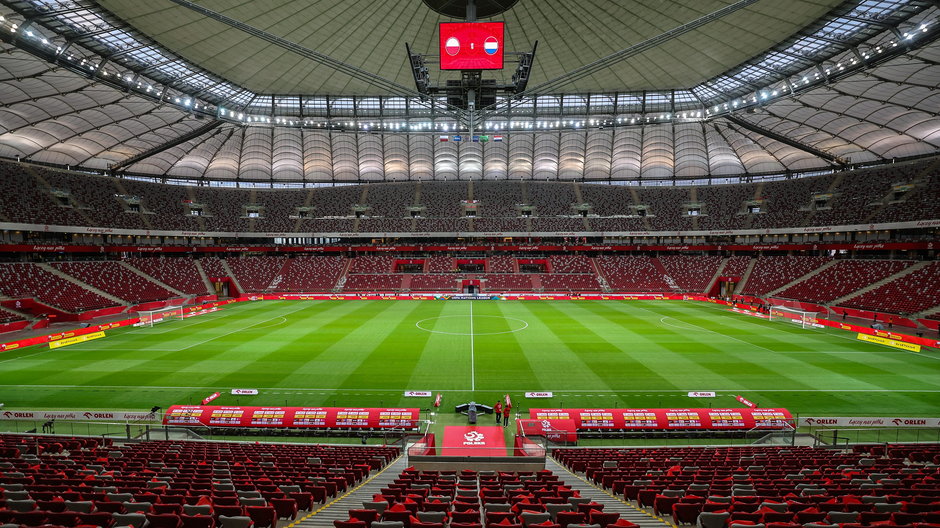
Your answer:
[494,401,502,424]
[503,402,511,426]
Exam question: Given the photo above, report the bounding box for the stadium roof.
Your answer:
[0,0,937,184]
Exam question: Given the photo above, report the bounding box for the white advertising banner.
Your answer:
[800,416,940,428]
[688,391,716,398]
[404,391,432,397]
[525,392,554,398]
[231,389,259,395]
[0,410,158,421]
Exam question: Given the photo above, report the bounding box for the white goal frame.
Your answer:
[767,299,828,329]
[137,306,185,327]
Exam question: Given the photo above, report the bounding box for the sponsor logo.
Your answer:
[688,391,716,398]
[525,392,553,398]
[404,391,432,397]
[231,389,259,395]
[463,431,485,445]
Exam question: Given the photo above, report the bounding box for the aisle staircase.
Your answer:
[545,457,670,528]
[298,455,409,528]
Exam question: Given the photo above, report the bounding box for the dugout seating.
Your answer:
[554,445,940,527]
[0,308,25,323]
[0,434,399,528]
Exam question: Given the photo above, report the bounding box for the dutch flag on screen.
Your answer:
[493,135,503,142]
[484,36,499,55]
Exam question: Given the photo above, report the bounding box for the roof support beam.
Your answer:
[111,120,223,171]
[725,113,846,167]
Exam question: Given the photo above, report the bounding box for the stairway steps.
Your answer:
[545,457,670,528]
[297,455,409,528]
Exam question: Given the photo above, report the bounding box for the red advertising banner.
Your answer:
[163,405,421,430]
[1,241,935,255]
[528,408,793,431]
[736,395,758,408]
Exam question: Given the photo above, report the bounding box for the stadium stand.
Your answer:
[487,256,516,274]
[427,255,454,273]
[272,256,348,292]
[0,307,25,323]
[843,261,940,315]
[343,274,405,292]
[775,259,914,304]
[483,274,534,292]
[126,257,212,295]
[721,256,752,278]
[0,263,118,312]
[658,255,724,292]
[0,433,399,523]
[349,256,396,274]
[739,256,832,297]
[547,255,595,274]
[540,274,602,292]
[595,256,672,292]
[410,274,461,292]
[52,261,175,303]
[224,257,288,292]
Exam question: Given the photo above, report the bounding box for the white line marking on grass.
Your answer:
[470,302,475,392]
[0,349,55,365]
[659,316,780,354]
[3,384,938,393]
[414,314,528,336]
[171,304,310,352]
[719,307,940,362]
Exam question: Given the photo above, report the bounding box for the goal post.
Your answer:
[767,298,828,329]
[136,306,185,327]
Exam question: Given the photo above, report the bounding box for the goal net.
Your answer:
[767,299,828,329]
[136,306,185,327]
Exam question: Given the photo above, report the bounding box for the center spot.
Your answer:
[415,315,529,336]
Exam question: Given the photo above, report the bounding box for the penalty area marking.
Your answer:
[415,314,529,336]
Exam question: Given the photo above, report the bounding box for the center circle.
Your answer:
[415,315,529,336]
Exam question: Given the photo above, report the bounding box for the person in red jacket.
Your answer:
[493,401,502,424]
[502,402,511,426]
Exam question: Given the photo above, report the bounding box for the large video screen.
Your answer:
[439,22,505,70]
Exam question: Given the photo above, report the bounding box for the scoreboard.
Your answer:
[439,22,505,70]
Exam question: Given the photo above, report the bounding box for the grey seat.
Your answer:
[240,497,267,506]
[64,501,95,513]
[107,493,134,502]
[800,488,827,496]
[826,512,859,523]
[706,496,731,504]
[280,485,301,493]
[417,512,447,523]
[662,489,685,497]
[759,503,787,513]
[362,501,388,514]
[731,524,764,528]
[697,512,730,528]
[218,516,254,528]
[688,484,709,492]
[122,502,153,513]
[602,461,617,468]
[371,522,405,528]
[545,503,574,520]
[0,483,25,491]
[112,513,148,528]
[485,503,512,513]
[184,505,213,515]
[214,483,236,491]
[6,500,36,512]
[520,512,551,527]
[873,503,902,512]
[3,490,30,500]
[568,497,591,506]
[237,490,262,499]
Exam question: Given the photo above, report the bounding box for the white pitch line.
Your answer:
[469,301,475,392]
[2,383,937,393]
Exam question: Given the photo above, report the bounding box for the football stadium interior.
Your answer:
[0,1,939,527]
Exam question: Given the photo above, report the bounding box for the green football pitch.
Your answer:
[0,299,937,440]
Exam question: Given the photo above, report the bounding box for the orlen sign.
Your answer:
[800,416,940,428]
[0,410,157,422]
